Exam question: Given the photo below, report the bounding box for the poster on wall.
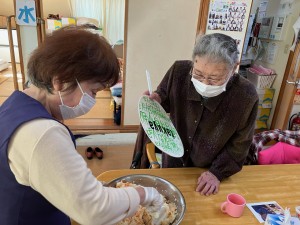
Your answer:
[206,0,253,62]
[261,42,278,64]
[207,0,248,32]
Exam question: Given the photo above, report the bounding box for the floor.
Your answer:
[0,63,22,104]
[76,133,138,147]
[73,144,136,225]
[76,144,135,177]
[73,135,137,225]
[75,133,137,176]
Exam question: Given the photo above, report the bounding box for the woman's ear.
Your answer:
[52,76,64,91]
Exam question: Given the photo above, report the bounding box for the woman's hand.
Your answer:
[136,186,164,211]
[196,171,220,196]
[143,90,161,104]
[142,187,164,211]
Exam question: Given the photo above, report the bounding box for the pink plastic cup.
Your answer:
[221,193,246,218]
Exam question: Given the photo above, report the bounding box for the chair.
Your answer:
[146,143,161,169]
[131,125,162,169]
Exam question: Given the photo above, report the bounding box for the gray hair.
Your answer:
[192,33,239,68]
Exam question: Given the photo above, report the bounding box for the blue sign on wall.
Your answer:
[16,0,37,26]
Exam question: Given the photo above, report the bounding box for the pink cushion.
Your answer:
[258,142,300,165]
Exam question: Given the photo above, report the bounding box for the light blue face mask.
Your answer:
[59,80,96,120]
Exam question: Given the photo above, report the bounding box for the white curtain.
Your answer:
[69,0,104,26]
[105,0,125,45]
[69,0,124,45]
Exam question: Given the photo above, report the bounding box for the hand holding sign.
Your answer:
[138,95,183,158]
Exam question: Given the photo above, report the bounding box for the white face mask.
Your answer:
[59,80,96,120]
[191,77,230,98]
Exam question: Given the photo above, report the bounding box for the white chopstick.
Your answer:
[146,69,153,95]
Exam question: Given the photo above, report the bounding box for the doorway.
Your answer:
[42,0,127,133]
[0,13,23,105]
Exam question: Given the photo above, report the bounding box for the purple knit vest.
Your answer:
[0,91,74,225]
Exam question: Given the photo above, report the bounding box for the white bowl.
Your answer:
[105,174,186,225]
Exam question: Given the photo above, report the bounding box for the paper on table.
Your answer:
[264,214,300,225]
[284,208,291,224]
[247,201,284,223]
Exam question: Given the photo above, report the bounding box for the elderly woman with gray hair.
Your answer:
[133,33,258,196]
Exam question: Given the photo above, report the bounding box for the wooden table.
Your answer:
[97,164,300,225]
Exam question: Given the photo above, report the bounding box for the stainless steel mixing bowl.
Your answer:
[105,174,186,225]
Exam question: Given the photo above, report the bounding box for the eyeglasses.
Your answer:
[189,68,230,86]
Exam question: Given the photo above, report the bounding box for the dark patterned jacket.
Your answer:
[133,60,258,181]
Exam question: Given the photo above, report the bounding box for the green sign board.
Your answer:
[138,95,184,158]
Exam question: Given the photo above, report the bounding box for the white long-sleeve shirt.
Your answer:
[8,118,140,225]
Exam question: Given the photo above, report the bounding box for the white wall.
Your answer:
[19,26,38,76]
[0,0,15,15]
[123,0,200,125]
[42,0,72,18]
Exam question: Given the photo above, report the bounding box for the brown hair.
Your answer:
[27,25,120,93]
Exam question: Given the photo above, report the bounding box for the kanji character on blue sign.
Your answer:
[18,6,36,24]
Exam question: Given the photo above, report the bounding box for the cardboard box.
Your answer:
[257,106,271,121]
[255,120,267,130]
[256,88,275,95]
[257,88,275,108]
[47,19,62,30]
[259,103,272,108]
[61,17,76,26]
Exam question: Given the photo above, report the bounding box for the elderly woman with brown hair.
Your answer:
[0,26,163,225]
[134,33,258,196]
